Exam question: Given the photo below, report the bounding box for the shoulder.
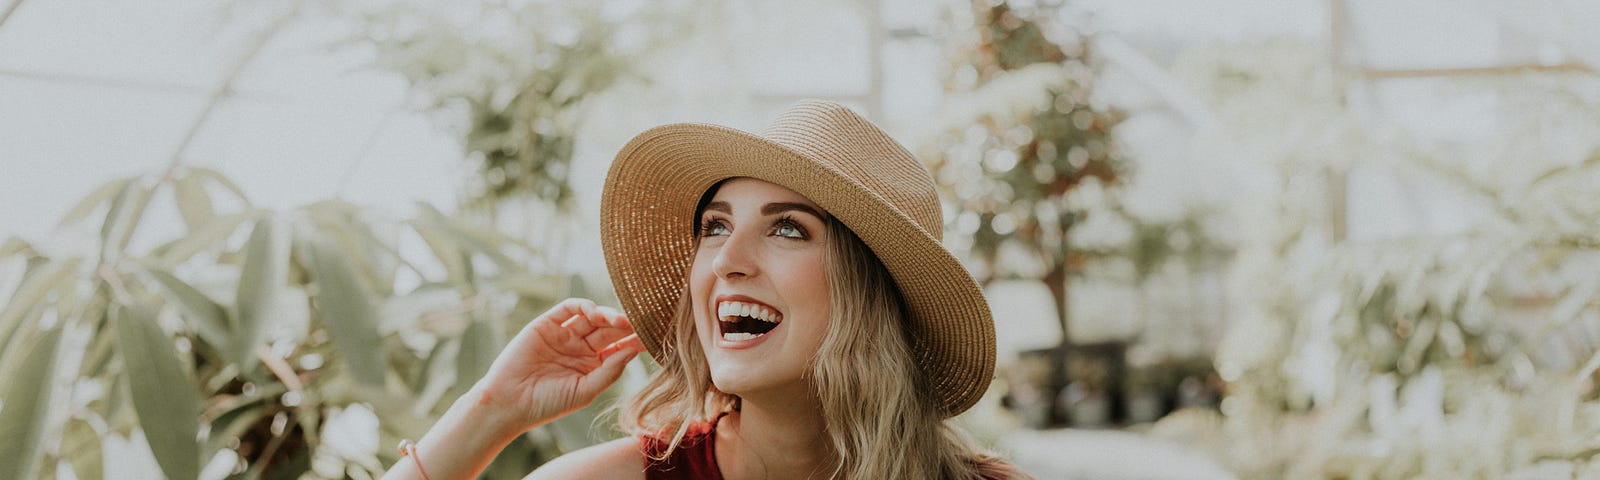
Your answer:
[525,437,646,480]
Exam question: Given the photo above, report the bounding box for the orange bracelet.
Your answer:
[398,439,432,480]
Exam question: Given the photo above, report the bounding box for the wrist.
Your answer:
[454,384,528,442]
[397,387,524,480]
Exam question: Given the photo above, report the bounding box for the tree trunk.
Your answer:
[1044,263,1070,343]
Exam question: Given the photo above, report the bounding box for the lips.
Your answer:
[714,296,782,342]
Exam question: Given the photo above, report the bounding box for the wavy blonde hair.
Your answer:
[618,209,1026,479]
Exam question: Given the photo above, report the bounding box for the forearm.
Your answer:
[382,386,525,480]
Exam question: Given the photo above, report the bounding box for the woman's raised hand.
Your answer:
[379,299,645,480]
[472,298,646,432]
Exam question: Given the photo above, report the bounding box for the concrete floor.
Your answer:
[999,428,1237,480]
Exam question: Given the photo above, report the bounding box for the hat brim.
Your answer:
[600,123,995,417]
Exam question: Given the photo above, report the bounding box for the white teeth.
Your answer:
[717,300,781,323]
[723,332,758,342]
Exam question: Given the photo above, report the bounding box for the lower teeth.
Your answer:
[723,332,759,341]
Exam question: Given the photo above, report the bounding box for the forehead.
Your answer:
[708,178,823,212]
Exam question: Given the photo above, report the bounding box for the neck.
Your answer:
[717,393,836,480]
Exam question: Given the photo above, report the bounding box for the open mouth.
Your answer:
[717,300,782,342]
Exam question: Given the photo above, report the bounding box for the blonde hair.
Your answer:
[618,211,1026,479]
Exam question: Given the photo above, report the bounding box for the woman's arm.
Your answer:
[382,385,523,480]
[382,298,645,480]
[524,437,647,480]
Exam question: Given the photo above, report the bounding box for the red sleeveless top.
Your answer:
[638,415,725,480]
[636,414,1017,479]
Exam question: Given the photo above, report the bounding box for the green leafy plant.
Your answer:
[927,0,1126,338]
[0,168,619,479]
[354,0,691,215]
[1155,39,1600,479]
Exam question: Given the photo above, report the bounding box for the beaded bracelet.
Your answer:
[397,439,432,480]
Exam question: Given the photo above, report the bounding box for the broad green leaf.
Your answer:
[0,327,65,480]
[100,178,155,257]
[174,172,216,231]
[151,212,253,266]
[413,339,457,409]
[0,258,80,362]
[302,204,401,295]
[235,215,288,369]
[413,204,527,269]
[334,217,421,287]
[0,236,36,259]
[103,374,132,434]
[204,403,265,455]
[410,223,472,285]
[115,303,202,480]
[75,302,117,379]
[98,179,137,248]
[140,267,231,349]
[187,166,251,206]
[378,286,460,335]
[308,237,386,386]
[455,314,499,391]
[57,177,136,228]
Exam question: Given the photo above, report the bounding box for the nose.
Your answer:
[711,229,760,280]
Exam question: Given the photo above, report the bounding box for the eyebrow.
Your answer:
[702,201,826,221]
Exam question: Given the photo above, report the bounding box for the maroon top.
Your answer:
[639,415,725,480]
[638,414,1015,479]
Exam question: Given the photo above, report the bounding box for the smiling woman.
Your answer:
[381,100,1028,480]
[688,179,835,402]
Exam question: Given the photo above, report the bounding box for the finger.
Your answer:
[560,314,599,338]
[581,344,641,394]
[518,298,595,337]
[513,300,602,356]
[558,299,619,334]
[584,326,633,351]
[595,306,630,328]
[599,333,644,356]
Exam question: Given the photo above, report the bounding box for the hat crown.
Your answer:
[761,101,944,242]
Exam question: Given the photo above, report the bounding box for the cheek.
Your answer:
[784,256,832,336]
[688,253,716,337]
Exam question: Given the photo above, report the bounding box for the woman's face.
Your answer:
[689,178,832,399]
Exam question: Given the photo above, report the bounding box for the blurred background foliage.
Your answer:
[1147,40,1600,479]
[0,1,685,478]
[0,165,630,479]
[353,0,684,216]
[928,0,1230,430]
[7,0,1600,479]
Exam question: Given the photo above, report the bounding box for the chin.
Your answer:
[707,360,805,398]
[707,361,764,395]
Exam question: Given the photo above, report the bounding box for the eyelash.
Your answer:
[698,215,810,240]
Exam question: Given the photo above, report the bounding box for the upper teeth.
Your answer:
[718,301,781,323]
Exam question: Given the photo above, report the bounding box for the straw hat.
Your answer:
[600,100,995,416]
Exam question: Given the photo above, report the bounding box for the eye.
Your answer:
[773,219,807,239]
[700,219,730,237]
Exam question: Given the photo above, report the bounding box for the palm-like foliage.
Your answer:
[0,168,620,479]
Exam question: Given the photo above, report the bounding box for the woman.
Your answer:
[383,100,1027,479]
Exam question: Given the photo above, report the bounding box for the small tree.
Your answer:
[928,1,1123,344]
